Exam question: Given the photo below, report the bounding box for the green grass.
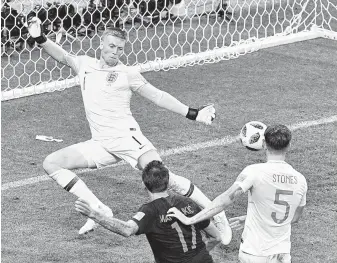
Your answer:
[1,38,337,263]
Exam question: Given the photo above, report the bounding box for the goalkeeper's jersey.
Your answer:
[74,56,148,140]
[235,161,307,256]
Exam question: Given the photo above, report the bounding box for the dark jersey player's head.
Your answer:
[264,124,292,151]
[142,161,169,193]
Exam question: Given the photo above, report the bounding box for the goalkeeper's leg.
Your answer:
[43,142,115,234]
[137,150,232,245]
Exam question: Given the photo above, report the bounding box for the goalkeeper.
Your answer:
[26,16,232,244]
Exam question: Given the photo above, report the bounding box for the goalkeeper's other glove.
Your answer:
[186,104,216,125]
[25,15,47,45]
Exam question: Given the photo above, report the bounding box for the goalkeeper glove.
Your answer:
[25,15,47,45]
[186,104,216,125]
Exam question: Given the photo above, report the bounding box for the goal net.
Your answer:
[1,0,336,101]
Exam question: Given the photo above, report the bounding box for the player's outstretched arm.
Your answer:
[75,199,139,237]
[26,17,80,74]
[134,82,215,125]
[168,183,244,225]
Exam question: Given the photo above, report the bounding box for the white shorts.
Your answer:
[239,250,291,263]
[74,131,156,169]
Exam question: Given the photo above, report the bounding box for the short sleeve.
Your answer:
[299,178,308,206]
[127,70,148,92]
[299,192,307,206]
[234,165,260,193]
[131,203,156,235]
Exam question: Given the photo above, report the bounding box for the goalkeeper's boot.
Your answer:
[78,204,113,235]
[213,211,232,245]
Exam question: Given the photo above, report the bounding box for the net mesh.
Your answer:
[1,0,336,100]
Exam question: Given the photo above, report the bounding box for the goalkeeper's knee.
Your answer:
[43,153,62,175]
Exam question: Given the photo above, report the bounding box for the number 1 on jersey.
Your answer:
[171,222,197,252]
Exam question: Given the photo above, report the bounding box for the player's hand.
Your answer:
[25,16,43,38]
[25,15,47,44]
[228,215,246,231]
[186,104,216,125]
[167,207,191,225]
[196,104,216,125]
[75,198,100,219]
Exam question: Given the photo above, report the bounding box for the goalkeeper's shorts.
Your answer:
[74,131,156,169]
[239,250,291,263]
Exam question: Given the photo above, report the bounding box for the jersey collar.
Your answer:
[267,160,288,164]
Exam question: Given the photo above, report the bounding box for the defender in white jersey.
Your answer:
[26,17,231,243]
[168,124,308,263]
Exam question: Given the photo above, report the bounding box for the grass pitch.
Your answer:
[1,38,337,262]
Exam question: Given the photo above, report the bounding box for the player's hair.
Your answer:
[142,161,169,193]
[102,27,127,41]
[264,124,292,151]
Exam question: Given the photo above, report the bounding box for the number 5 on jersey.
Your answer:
[271,189,294,224]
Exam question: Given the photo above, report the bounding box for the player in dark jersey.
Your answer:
[75,160,221,263]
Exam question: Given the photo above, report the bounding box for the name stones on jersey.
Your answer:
[272,174,298,184]
[106,72,118,84]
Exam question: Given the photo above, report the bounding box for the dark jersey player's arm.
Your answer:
[92,216,139,237]
[87,209,139,237]
[90,204,155,237]
[75,199,139,237]
[79,202,153,237]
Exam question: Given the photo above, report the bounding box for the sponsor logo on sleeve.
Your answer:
[133,212,145,221]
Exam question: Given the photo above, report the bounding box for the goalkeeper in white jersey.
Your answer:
[26,17,232,243]
[168,124,308,263]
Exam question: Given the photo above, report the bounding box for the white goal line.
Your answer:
[2,115,337,191]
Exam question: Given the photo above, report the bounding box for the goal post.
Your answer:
[1,0,336,101]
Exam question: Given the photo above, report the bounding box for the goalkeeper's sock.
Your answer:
[186,185,213,208]
[50,169,102,207]
[169,172,211,208]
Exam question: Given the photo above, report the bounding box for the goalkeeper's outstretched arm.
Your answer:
[27,17,80,74]
[40,40,80,74]
[135,82,216,125]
